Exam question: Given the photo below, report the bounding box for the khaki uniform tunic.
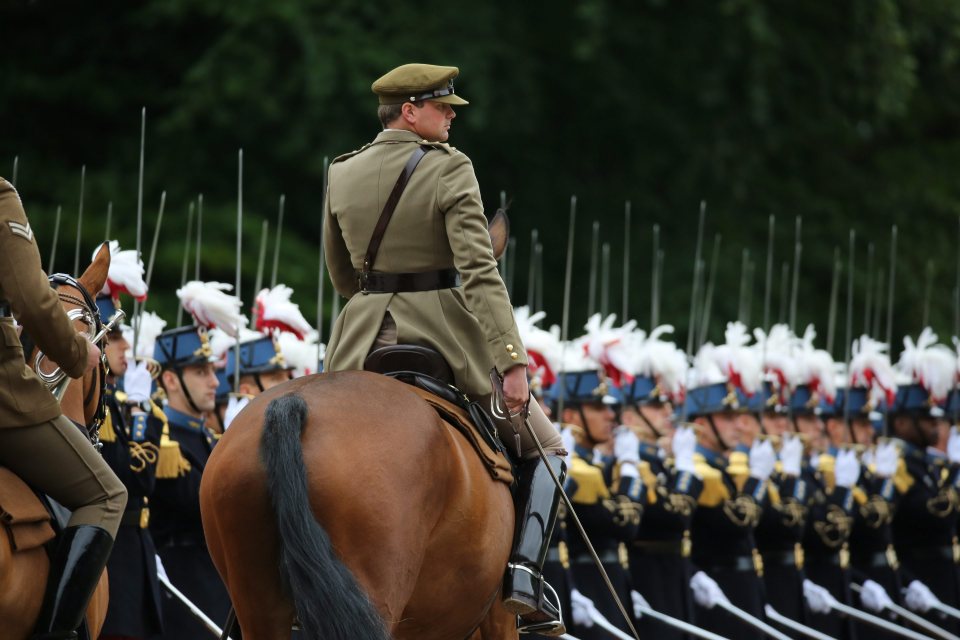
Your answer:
[0,177,125,534]
[323,130,560,456]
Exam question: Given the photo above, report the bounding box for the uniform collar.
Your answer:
[696,444,726,468]
[164,405,206,432]
[374,129,426,144]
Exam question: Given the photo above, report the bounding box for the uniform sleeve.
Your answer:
[438,153,526,374]
[0,180,87,377]
[323,167,359,299]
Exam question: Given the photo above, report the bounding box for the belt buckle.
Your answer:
[140,507,150,529]
[839,543,850,569]
[681,531,692,558]
[794,543,805,570]
[358,270,370,295]
[752,548,764,577]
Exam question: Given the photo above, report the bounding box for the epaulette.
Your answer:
[156,421,192,479]
[694,453,729,507]
[115,389,129,403]
[767,482,782,506]
[569,457,610,505]
[726,450,751,492]
[818,454,837,492]
[417,140,455,154]
[331,143,373,164]
[98,409,117,443]
[638,460,658,505]
[893,457,914,495]
[852,485,868,505]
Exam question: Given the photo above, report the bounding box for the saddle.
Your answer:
[364,345,514,485]
[0,466,56,553]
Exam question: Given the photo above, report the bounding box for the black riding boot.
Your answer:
[503,455,566,635]
[31,525,114,640]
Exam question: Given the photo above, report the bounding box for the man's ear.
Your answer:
[161,369,178,394]
[401,101,418,123]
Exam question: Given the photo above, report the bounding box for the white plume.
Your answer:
[849,335,898,405]
[254,285,313,339]
[794,324,837,401]
[898,328,956,402]
[278,330,324,377]
[581,313,637,381]
[97,240,148,301]
[177,281,247,337]
[514,306,563,387]
[121,311,166,360]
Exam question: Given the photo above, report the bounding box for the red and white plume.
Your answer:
[254,285,313,339]
[624,325,689,400]
[278,330,325,378]
[513,306,562,388]
[752,323,799,393]
[581,313,637,386]
[693,321,762,394]
[794,325,837,401]
[897,328,956,403]
[177,281,247,337]
[849,335,897,406]
[97,240,147,301]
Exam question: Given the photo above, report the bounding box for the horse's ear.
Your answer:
[488,209,510,261]
[78,242,111,300]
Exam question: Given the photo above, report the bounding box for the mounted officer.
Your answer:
[322,63,566,632]
[0,177,127,639]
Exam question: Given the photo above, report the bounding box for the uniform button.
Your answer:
[510,352,519,360]
[506,344,514,351]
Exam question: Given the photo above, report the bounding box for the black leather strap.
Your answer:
[359,268,459,293]
[362,145,431,277]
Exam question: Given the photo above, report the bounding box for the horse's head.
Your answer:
[31,243,112,438]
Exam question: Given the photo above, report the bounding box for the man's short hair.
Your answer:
[378,100,423,128]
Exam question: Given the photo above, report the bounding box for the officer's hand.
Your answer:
[501,365,530,415]
[779,434,804,476]
[672,425,698,475]
[904,580,941,614]
[84,338,101,372]
[613,426,641,464]
[123,360,153,404]
[835,448,861,488]
[859,579,893,613]
[691,571,729,609]
[874,441,900,478]
[748,439,777,481]
[803,579,837,614]
[570,589,598,628]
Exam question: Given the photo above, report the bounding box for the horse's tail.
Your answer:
[259,393,389,640]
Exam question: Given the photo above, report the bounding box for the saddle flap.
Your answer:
[0,466,55,551]
[405,385,514,486]
[363,344,455,386]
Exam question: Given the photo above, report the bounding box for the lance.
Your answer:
[600,242,611,318]
[922,260,934,329]
[622,201,631,322]
[714,599,791,640]
[826,247,841,357]
[778,261,790,324]
[873,271,886,338]
[848,583,960,640]
[588,221,599,317]
[253,219,270,299]
[738,248,750,324]
[270,194,285,288]
[73,165,86,276]
[763,215,774,330]
[507,236,517,298]
[535,241,544,314]
[698,234,722,350]
[651,223,660,328]
[234,149,243,391]
[743,258,755,327]
[789,216,802,332]
[195,193,203,280]
[925,599,960,622]
[680,258,704,424]
[156,556,234,639]
[764,605,834,640]
[317,156,328,368]
[955,216,960,340]
[526,228,539,310]
[133,109,146,350]
[176,202,195,327]
[886,225,898,349]
[48,205,62,273]
[632,592,730,640]
[686,202,706,358]
[104,202,113,242]
[11,156,18,187]
[824,590,936,640]
[864,242,875,335]
[556,196,577,420]
[843,231,856,433]
[498,191,508,279]
[134,192,166,355]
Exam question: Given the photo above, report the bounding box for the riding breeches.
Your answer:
[0,415,127,537]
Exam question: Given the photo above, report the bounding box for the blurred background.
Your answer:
[4,0,960,357]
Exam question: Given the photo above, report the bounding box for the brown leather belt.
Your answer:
[358,269,460,294]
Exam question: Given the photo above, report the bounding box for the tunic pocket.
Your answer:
[0,320,24,361]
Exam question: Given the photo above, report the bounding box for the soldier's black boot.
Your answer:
[502,455,566,636]
[31,525,114,640]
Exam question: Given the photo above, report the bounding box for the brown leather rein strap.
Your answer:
[359,144,431,290]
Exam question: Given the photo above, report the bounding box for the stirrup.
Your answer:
[506,564,565,635]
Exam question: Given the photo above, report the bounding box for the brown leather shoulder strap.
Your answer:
[363,145,431,274]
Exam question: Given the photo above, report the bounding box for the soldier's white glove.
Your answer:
[672,425,698,475]
[780,434,804,476]
[631,590,650,619]
[874,441,900,478]
[803,579,837,614]
[224,395,249,430]
[155,554,169,583]
[614,426,641,464]
[123,360,153,404]
[570,589,598,628]
[560,425,576,472]
[691,571,730,609]
[904,580,941,614]
[748,439,777,481]
[948,426,960,465]
[859,579,894,613]
[834,448,861,488]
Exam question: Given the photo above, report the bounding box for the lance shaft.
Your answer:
[686,202,706,358]
[176,203,195,328]
[763,215,774,330]
[48,205,62,273]
[527,229,539,310]
[622,201,631,323]
[317,156,328,367]
[73,165,86,277]
[271,194,285,288]
[557,196,577,419]
[234,150,243,391]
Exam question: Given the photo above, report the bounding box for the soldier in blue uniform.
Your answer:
[212,331,294,432]
[94,295,165,640]
[550,367,642,638]
[150,323,232,638]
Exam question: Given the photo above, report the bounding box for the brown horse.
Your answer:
[0,243,112,640]
[200,370,520,639]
